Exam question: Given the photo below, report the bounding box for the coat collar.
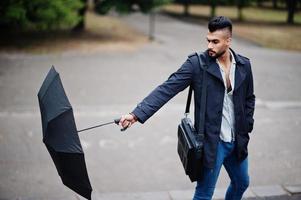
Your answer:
[203,48,246,91]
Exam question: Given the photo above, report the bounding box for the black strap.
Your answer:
[184,85,193,114]
[197,53,207,135]
[184,52,207,135]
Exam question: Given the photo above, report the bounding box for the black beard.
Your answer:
[208,49,226,59]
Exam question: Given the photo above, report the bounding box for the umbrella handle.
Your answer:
[114,118,128,131]
[77,118,128,133]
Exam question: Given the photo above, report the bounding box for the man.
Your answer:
[120,16,255,200]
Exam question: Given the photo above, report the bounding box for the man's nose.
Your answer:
[208,42,213,49]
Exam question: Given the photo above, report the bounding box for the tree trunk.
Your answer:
[72,0,87,32]
[210,0,217,18]
[149,10,155,41]
[237,0,244,21]
[184,0,190,16]
[257,0,262,7]
[273,0,278,9]
[210,5,216,18]
[286,0,297,24]
[238,7,243,21]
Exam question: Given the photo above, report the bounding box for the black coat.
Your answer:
[132,49,255,169]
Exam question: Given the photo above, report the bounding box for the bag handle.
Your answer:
[184,52,208,135]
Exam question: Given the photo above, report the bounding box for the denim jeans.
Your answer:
[193,141,249,200]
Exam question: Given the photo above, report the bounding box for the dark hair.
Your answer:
[208,16,232,35]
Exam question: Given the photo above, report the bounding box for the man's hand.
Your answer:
[119,113,138,129]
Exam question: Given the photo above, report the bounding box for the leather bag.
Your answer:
[177,52,207,182]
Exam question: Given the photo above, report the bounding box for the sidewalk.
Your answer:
[76,184,301,200]
[1,12,301,200]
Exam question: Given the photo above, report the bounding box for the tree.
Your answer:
[0,0,84,31]
[174,0,191,16]
[72,0,88,31]
[237,0,245,21]
[273,0,278,9]
[236,0,251,21]
[210,0,218,18]
[286,0,297,24]
[208,0,230,18]
[256,0,263,7]
[94,0,171,14]
[183,0,191,16]
[94,0,172,40]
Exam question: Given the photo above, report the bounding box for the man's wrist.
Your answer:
[129,112,138,121]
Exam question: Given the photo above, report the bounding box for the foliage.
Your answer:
[0,0,84,31]
[174,0,253,6]
[94,0,172,15]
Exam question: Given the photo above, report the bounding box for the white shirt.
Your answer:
[216,51,236,142]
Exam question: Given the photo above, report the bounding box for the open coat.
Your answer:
[132,49,255,169]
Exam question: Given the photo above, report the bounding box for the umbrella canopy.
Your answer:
[38,66,92,200]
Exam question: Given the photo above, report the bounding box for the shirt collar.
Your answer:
[229,50,236,65]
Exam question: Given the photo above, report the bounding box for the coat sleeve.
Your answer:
[245,62,256,133]
[131,58,195,124]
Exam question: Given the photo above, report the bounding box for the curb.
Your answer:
[75,184,301,200]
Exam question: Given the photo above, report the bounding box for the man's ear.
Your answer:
[227,37,232,46]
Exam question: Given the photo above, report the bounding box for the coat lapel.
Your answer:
[203,52,223,84]
[231,49,247,91]
[202,49,247,89]
[206,62,223,83]
[234,64,246,91]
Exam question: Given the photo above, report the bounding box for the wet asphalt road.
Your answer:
[0,13,301,199]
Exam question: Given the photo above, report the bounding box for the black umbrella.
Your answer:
[37,66,124,200]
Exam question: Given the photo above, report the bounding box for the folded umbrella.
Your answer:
[37,66,124,199]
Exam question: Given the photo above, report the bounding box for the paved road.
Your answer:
[0,13,301,199]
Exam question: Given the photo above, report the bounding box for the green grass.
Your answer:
[235,24,301,51]
[162,4,301,51]
[162,4,301,24]
[221,7,301,23]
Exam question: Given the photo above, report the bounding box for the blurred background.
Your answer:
[1,0,300,52]
[0,0,301,199]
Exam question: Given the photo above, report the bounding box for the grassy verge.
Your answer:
[162,4,301,51]
[234,24,301,51]
[162,4,301,24]
[0,12,148,54]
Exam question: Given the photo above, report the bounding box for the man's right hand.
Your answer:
[119,113,138,129]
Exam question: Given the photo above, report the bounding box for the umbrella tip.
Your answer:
[50,65,59,74]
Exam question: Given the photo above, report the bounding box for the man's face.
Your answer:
[206,29,231,59]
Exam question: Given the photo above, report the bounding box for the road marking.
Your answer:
[159,135,176,145]
[127,137,144,149]
[98,139,118,149]
[27,131,33,137]
[256,99,301,109]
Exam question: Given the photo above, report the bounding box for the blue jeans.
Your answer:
[193,141,249,200]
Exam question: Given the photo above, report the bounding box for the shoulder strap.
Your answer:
[184,52,208,134]
[184,85,193,114]
[197,53,207,135]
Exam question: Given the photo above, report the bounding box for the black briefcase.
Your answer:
[177,117,204,182]
[177,52,207,182]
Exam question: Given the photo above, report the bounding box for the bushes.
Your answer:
[0,0,84,31]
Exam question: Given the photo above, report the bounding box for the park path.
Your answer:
[0,12,300,199]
